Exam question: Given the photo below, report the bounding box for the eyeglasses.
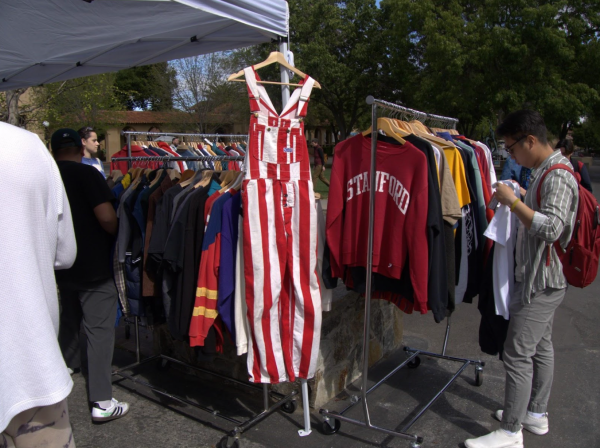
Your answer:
[506,135,528,154]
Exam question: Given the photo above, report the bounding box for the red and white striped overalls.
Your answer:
[242,67,322,384]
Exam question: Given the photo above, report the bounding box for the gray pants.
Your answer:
[58,278,118,403]
[501,282,565,432]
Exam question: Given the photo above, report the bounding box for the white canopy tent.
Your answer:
[0,0,289,92]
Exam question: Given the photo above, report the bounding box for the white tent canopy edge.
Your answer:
[0,0,289,92]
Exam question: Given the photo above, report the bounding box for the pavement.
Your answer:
[68,160,600,448]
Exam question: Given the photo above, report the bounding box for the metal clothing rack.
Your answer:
[319,96,485,447]
[112,317,299,448]
[111,156,245,163]
[120,131,247,169]
[111,150,312,448]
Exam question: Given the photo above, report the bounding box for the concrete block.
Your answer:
[152,287,404,409]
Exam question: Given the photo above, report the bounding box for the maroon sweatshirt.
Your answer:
[326,134,429,313]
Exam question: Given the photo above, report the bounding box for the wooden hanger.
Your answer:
[409,120,434,136]
[130,167,142,181]
[219,170,237,186]
[227,51,321,89]
[149,169,164,188]
[177,169,195,185]
[362,118,407,145]
[219,171,242,193]
[194,170,215,189]
[226,171,244,192]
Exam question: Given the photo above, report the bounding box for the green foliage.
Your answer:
[383,0,600,137]
[573,116,600,152]
[38,73,125,137]
[114,62,177,111]
[289,0,388,141]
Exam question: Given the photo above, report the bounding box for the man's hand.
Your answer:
[494,182,519,207]
[508,179,527,197]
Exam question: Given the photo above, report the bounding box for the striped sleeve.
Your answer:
[188,206,222,347]
[529,170,578,243]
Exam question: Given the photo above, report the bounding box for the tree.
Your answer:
[573,116,600,152]
[288,0,389,141]
[383,0,600,137]
[2,90,23,126]
[114,62,177,111]
[172,52,249,133]
[37,73,125,136]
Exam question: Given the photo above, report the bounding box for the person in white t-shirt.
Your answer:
[79,126,106,179]
[0,122,77,447]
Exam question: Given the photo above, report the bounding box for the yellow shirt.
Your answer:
[443,147,471,208]
[121,173,131,190]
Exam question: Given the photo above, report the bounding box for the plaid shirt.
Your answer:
[516,150,578,302]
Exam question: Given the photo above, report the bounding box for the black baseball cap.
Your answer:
[51,128,82,151]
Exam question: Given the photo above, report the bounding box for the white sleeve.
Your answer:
[51,158,77,270]
[235,217,249,355]
[477,142,497,186]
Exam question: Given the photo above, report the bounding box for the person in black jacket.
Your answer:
[52,128,130,423]
[556,138,593,192]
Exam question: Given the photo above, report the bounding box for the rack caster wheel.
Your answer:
[125,325,131,340]
[407,356,421,369]
[156,358,171,372]
[281,399,297,414]
[475,367,483,387]
[218,436,240,448]
[322,417,341,435]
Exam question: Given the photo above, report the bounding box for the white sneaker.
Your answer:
[91,398,130,422]
[495,410,549,435]
[464,429,524,448]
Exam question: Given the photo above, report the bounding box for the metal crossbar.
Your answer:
[111,156,245,163]
[112,318,298,447]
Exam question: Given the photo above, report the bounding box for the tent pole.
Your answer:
[279,38,290,105]
[280,35,311,438]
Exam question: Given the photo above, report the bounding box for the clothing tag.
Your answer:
[286,51,295,79]
[283,147,294,153]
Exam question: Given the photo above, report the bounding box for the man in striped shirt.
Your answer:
[465,110,578,448]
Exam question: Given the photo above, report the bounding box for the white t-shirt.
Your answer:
[0,123,77,432]
[484,181,520,319]
[81,156,106,179]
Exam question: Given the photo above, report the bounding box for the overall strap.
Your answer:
[296,76,315,117]
[244,67,261,112]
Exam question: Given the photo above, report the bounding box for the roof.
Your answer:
[0,0,288,92]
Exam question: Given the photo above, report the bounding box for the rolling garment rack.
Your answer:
[111,131,309,448]
[319,96,485,447]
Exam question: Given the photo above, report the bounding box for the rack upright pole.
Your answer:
[359,96,379,425]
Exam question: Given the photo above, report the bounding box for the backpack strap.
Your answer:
[535,163,577,258]
[535,163,575,207]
